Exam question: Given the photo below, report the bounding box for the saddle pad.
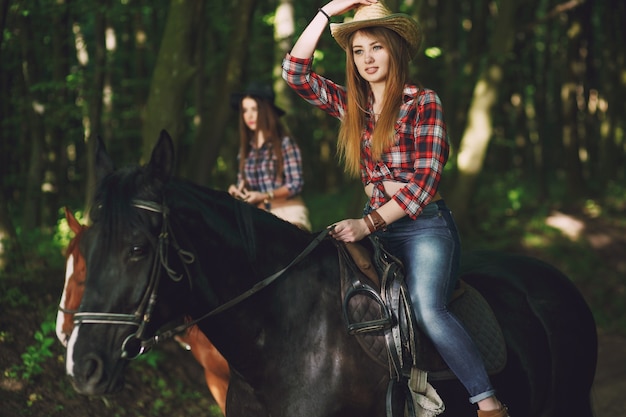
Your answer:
[421,283,507,380]
[338,244,507,381]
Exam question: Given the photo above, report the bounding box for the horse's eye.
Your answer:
[130,245,146,259]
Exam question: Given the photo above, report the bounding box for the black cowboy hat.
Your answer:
[230,81,285,116]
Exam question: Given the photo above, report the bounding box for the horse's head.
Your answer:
[66,130,191,395]
[56,207,88,347]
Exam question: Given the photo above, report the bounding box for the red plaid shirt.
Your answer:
[282,54,449,219]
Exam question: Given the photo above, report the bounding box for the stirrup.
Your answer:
[343,284,393,334]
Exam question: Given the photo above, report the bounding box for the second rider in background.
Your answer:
[228,82,311,231]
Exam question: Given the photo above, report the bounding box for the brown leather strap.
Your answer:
[369,210,387,231]
[363,214,376,234]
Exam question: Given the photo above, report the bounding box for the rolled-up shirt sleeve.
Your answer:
[282,53,347,119]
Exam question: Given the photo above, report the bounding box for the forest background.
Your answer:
[0,0,625,416]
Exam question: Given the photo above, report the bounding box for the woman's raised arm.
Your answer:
[289,0,378,59]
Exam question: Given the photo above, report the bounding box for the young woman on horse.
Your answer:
[228,82,311,231]
[282,1,509,416]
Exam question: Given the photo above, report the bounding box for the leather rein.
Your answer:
[72,198,330,359]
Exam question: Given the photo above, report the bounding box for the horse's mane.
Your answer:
[165,178,311,239]
[164,178,315,277]
[91,163,312,262]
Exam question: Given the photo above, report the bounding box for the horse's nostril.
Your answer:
[81,353,104,386]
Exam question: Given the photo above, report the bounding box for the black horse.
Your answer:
[65,130,597,417]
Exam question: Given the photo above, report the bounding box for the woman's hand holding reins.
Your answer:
[228,181,247,200]
[328,218,371,243]
[240,190,269,206]
[228,184,269,206]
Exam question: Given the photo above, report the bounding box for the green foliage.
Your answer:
[604,181,626,216]
[9,225,66,274]
[13,319,56,381]
[1,208,80,278]
[54,208,86,250]
[0,286,30,308]
[304,182,366,231]
[464,173,626,335]
[128,350,222,417]
[134,348,165,370]
[0,330,14,343]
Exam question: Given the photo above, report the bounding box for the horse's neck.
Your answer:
[166,181,315,317]
[171,193,312,326]
[169,183,309,280]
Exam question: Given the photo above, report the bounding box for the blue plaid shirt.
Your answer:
[238,135,304,197]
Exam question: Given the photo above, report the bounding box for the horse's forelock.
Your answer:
[92,166,162,243]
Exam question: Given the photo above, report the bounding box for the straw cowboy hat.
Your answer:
[330,1,422,58]
[230,81,285,116]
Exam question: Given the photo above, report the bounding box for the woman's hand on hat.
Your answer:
[324,0,378,18]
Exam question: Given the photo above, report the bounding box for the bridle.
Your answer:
[72,199,193,359]
[73,198,330,360]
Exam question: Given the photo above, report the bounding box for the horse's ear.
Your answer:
[147,130,175,182]
[64,207,83,234]
[95,135,115,183]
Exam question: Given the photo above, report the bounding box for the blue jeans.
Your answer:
[371,200,495,404]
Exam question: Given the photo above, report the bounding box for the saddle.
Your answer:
[335,238,506,416]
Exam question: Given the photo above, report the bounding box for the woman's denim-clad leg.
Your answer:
[374,200,495,404]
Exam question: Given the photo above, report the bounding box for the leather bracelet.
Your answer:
[369,210,387,231]
[363,214,376,234]
[318,8,331,21]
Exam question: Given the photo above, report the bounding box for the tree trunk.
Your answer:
[84,3,107,215]
[47,1,72,225]
[560,6,587,200]
[0,0,8,46]
[189,0,257,186]
[140,0,199,161]
[0,198,22,272]
[18,9,45,231]
[447,1,519,232]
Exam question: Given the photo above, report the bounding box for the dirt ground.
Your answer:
[0,307,221,417]
[2,289,624,417]
[1,206,625,417]
[592,332,626,417]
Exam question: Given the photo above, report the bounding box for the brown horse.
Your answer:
[56,207,230,415]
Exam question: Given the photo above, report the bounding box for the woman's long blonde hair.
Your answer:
[338,27,411,177]
[237,97,287,186]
